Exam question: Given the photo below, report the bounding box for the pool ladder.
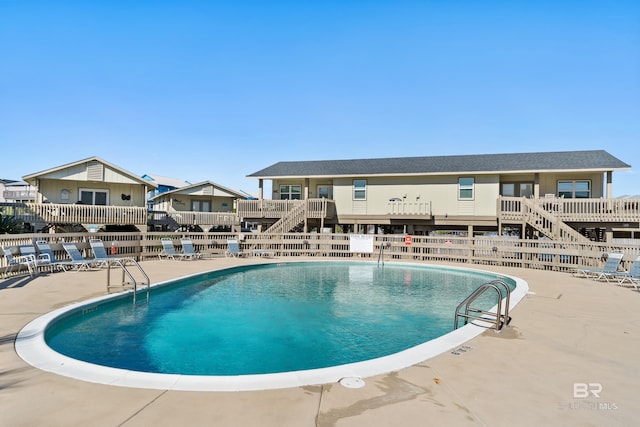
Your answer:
[105,259,150,304]
[377,241,391,265]
[454,280,511,332]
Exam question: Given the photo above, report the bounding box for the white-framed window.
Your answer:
[558,180,591,198]
[191,200,211,212]
[279,184,302,200]
[79,188,108,205]
[458,178,474,200]
[353,179,367,200]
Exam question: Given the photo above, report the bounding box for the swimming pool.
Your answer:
[17,261,528,391]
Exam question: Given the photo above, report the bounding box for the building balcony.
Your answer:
[21,202,148,227]
[237,199,335,220]
[498,196,640,223]
[3,190,36,201]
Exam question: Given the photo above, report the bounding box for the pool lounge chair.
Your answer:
[35,240,72,272]
[19,244,53,274]
[604,255,640,290]
[180,238,204,259]
[2,246,36,278]
[252,248,275,258]
[89,239,135,266]
[62,243,101,271]
[572,252,624,281]
[225,239,247,257]
[159,238,194,260]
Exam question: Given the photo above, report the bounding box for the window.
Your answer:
[191,200,211,212]
[317,185,332,199]
[502,183,515,197]
[520,183,533,197]
[79,189,108,205]
[353,180,367,200]
[501,182,533,197]
[279,185,301,200]
[458,178,474,200]
[558,180,590,198]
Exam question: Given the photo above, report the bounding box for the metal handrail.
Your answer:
[378,241,391,265]
[454,280,511,332]
[105,258,150,304]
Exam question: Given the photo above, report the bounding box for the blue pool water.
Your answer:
[45,262,514,376]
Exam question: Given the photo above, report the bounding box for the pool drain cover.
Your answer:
[339,377,365,389]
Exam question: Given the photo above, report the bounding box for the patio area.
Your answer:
[1,257,637,426]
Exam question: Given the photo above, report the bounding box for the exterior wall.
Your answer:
[332,175,500,217]
[270,172,607,223]
[153,194,235,212]
[36,179,147,207]
[538,172,604,197]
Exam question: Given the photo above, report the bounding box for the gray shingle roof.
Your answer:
[247,150,630,178]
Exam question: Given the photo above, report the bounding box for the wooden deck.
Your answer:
[498,196,640,223]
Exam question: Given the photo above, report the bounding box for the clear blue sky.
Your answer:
[1,1,638,196]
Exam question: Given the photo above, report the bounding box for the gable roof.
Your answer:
[149,181,247,201]
[247,150,630,179]
[23,156,157,188]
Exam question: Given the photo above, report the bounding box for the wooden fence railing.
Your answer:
[2,232,639,279]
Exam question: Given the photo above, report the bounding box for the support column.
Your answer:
[304,179,310,233]
[606,171,612,199]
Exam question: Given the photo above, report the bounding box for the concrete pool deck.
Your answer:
[1,257,638,426]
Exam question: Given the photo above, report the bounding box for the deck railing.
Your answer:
[499,196,640,223]
[157,210,239,227]
[23,203,148,226]
[237,199,331,219]
[2,190,36,201]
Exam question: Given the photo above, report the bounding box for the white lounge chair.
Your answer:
[35,240,71,272]
[89,239,135,266]
[225,239,247,257]
[180,238,203,259]
[604,255,640,290]
[62,243,100,271]
[572,252,624,281]
[19,244,52,274]
[159,238,193,260]
[2,246,36,278]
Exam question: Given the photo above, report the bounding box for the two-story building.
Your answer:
[149,181,246,231]
[22,156,157,232]
[241,150,636,242]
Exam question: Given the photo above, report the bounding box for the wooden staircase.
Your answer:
[264,201,307,234]
[521,198,589,242]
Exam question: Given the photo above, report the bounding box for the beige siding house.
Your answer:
[149,181,246,231]
[241,150,636,241]
[22,157,157,232]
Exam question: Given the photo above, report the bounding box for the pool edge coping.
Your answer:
[15,261,529,392]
